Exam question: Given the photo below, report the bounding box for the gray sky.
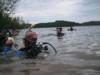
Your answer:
[14,0,100,24]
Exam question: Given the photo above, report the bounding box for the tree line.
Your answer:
[34,20,80,28]
[34,20,100,28]
[0,0,100,29]
[0,0,27,30]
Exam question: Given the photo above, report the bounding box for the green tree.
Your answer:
[0,0,20,29]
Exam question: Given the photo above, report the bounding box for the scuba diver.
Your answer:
[19,28,57,58]
[0,30,15,53]
[56,27,64,38]
[68,24,75,31]
[19,30,42,58]
[2,32,15,54]
[56,27,62,36]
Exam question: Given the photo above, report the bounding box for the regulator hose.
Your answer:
[42,42,57,55]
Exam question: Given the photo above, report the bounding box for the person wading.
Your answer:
[20,26,41,58]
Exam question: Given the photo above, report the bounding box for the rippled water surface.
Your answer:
[1,26,100,75]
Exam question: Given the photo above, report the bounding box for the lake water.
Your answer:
[1,26,100,75]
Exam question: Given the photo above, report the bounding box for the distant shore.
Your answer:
[33,20,100,28]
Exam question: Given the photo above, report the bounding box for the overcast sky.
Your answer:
[14,0,100,24]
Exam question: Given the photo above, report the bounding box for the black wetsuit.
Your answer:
[20,42,41,58]
[0,35,6,52]
[57,27,63,37]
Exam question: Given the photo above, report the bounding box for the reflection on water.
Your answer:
[1,26,100,75]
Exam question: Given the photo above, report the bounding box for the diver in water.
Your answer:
[56,27,64,37]
[68,24,75,31]
[20,30,41,58]
[2,32,15,55]
[56,27,62,35]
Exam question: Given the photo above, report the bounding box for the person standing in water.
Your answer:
[3,32,15,55]
[20,26,41,58]
[56,27,63,37]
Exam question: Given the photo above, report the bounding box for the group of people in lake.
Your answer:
[0,28,43,58]
[0,25,74,59]
[56,25,74,38]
